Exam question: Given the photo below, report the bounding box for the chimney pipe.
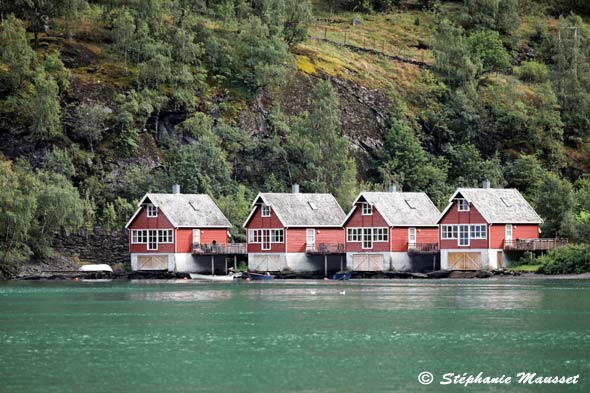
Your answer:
[388,184,397,193]
[172,184,181,194]
[482,179,491,189]
[292,183,300,193]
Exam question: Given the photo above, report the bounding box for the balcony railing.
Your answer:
[504,239,568,251]
[306,243,346,255]
[192,243,247,255]
[408,243,439,254]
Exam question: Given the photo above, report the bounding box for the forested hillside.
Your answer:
[2,0,590,269]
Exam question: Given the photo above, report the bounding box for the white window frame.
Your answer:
[372,228,389,242]
[248,229,284,245]
[458,199,470,212]
[261,205,271,217]
[361,203,372,215]
[362,228,373,249]
[441,225,458,239]
[505,224,513,242]
[458,225,470,246]
[408,227,416,246]
[469,225,487,239]
[147,204,157,217]
[347,228,362,242]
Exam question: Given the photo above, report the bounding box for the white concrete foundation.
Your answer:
[248,253,345,273]
[345,252,415,272]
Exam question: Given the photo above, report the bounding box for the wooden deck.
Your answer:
[192,243,247,255]
[503,239,568,251]
[408,243,439,254]
[306,243,346,255]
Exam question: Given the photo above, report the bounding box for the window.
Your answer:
[459,225,469,246]
[361,203,372,215]
[133,229,172,247]
[373,228,389,242]
[308,201,317,210]
[189,201,199,211]
[271,229,284,243]
[362,228,373,249]
[147,204,157,217]
[261,205,271,217]
[405,199,416,209]
[470,225,487,239]
[347,228,362,242]
[501,197,511,207]
[408,228,416,244]
[441,225,458,239]
[248,229,284,245]
[458,199,469,212]
[148,230,158,250]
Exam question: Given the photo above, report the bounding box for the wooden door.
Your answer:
[352,254,383,271]
[448,252,481,270]
[137,255,168,270]
[306,229,316,251]
[408,227,416,248]
[192,229,200,248]
[496,251,503,269]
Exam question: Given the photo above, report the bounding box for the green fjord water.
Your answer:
[1,279,589,393]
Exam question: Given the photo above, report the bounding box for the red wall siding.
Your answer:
[439,200,488,250]
[345,205,389,227]
[285,228,345,253]
[490,224,539,249]
[245,204,286,253]
[389,227,439,252]
[176,229,193,253]
[287,228,306,253]
[129,206,175,253]
[201,229,229,245]
[129,206,174,230]
[391,227,408,252]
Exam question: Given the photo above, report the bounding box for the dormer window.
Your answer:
[261,205,271,217]
[362,203,372,215]
[458,199,469,212]
[147,204,157,217]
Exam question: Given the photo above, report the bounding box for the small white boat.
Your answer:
[79,264,113,272]
[189,273,241,282]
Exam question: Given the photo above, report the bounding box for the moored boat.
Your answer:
[243,272,274,281]
[79,264,113,272]
[189,273,241,282]
[332,271,351,281]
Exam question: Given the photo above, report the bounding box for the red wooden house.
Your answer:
[437,184,545,270]
[342,190,440,272]
[125,187,233,272]
[243,189,346,274]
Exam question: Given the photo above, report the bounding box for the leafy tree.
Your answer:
[111,9,135,72]
[216,185,252,242]
[118,163,160,201]
[461,0,520,35]
[32,171,85,256]
[41,51,70,92]
[44,147,76,179]
[28,66,62,141]
[504,154,546,203]
[0,14,35,91]
[70,100,110,153]
[535,172,576,238]
[0,158,38,263]
[466,30,510,73]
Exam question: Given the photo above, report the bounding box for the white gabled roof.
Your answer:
[243,193,346,228]
[125,193,231,229]
[343,192,440,227]
[437,188,543,224]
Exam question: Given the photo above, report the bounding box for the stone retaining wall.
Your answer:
[52,228,130,268]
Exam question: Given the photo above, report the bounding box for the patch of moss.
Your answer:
[296,55,316,75]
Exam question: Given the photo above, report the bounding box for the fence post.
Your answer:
[344,31,347,46]
[324,27,327,40]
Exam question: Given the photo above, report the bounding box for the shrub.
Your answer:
[537,244,590,274]
[515,61,548,83]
